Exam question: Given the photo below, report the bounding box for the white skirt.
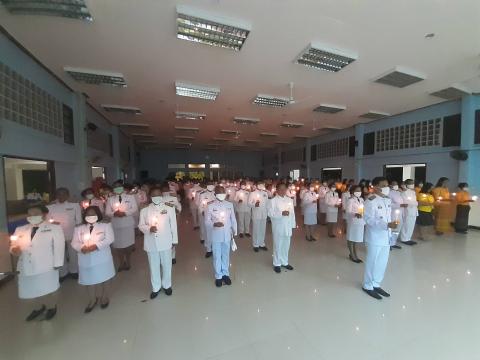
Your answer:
[326,209,338,223]
[346,221,365,243]
[112,226,135,248]
[319,200,327,213]
[18,270,59,299]
[79,260,116,286]
[304,212,318,225]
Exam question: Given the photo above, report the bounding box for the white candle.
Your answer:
[49,218,54,224]
[472,196,478,202]
[394,209,400,223]
[114,202,120,211]
[82,200,89,209]
[10,235,18,242]
[358,204,364,216]
[84,233,91,247]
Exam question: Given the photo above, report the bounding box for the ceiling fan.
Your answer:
[286,82,311,105]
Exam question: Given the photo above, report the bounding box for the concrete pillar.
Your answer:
[72,92,90,193]
[459,95,480,193]
[112,127,122,181]
[354,124,365,181]
[305,138,311,179]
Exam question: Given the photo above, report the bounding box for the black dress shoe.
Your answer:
[84,298,98,313]
[100,301,109,309]
[200,240,205,244]
[222,276,232,285]
[59,274,69,283]
[374,287,390,297]
[356,258,363,263]
[194,226,200,230]
[310,236,317,242]
[150,290,160,299]
[215,279,223,287]
[254,247,259,252]
[205,251,213,258]
[26,305,46,321]
[45,306,57,320]
[239,234,244,238]
[402,241,417,246]
[282,264,294,270]
[349,254,358,263]
[273,266,281,273]
[172,258,177,265]
[164,288,173,296]
[362,288,382,300]
[391,245,402,249]
[70,273,79,280]
[245,233,251,238]
[260,246,268,251]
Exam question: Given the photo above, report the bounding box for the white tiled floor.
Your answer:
[1,210,480,360]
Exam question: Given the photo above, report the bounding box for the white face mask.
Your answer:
[113,187,124,194]
[162,192,170,196]
[85,215,98,224]
[392,185,399,191]
[240,185,246,190]
[322,183,327,187]
[309,187,315,192]
[406,184,415,190]
[151,196,162,205]
[85,194,94,200]
[381,187,390,196]
[207,185,215,192]
[257,184,265,190]
[463,187,469,191]
[330,188,336,192]
[27,215,43,225]
[216,193,227,201]
[354,192,362,198]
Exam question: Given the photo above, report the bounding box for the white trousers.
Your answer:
[60,241,78,277]
[147,250,172,292]
[389,217,403,246]
[190,205,199,227]
[363,244,390,290]
[212,242,230,279]
[199,210,206,241]
[272,234,291,267]
[252,218,267,248]
[400,216,416,242]
[237,211,251,234]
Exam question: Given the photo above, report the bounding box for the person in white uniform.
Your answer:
[80,187,105,215]
[47,187,82,281]
[388,181,405,250]
[196,183,217,257]
[325,185,341,237]
[318,182,329,225]
[346,186,365,263]
[340,188,351,235]
[139,186,178,299]
[362,177,398,300]
[187,182,202,230]
[9,205,65,321]
[399,179,419,245]
[268,183,296,274]
[205,186,238,287]
[71,206,115,312]
[301,184,318,241]
[247,182,269,252]
[105,181,138,271]
[160,183,182,264]
[234,181,252,238]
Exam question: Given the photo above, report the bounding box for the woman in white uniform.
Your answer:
[346,186,365,263]
[9,205,65,321]
[72,206,115,313]
[301,184,318,241]
[80,187,105,215]
[340,188,351,235]
[325,184,341,237]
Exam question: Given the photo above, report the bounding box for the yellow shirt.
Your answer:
[456,190,470,206]
[417,193,434,212]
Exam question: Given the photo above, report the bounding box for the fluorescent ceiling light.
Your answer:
[174,135,195,140]
[275,141,290,145]
[119,123,149,128]
[175,111,206,121]
[213,137,230,142]
[430,84,471,100]
[319,126,342,131]
[176,5,250,51]
[64,67,126,87]
[295,42,357,72]
[220,130,240,135]
[244,139,259,143]
[233,117,260,125]
[174,126,199,133]
[260,132,279,137]
[131,133,155,138]
[323,167,342,171]
[102,105,142,115]
[313,104,346,113]
[293,135,309,139]
[280,122,304,129]
[359,111,390,120]
[374,66,426,88]
[136,140,158,144]
[175,81,220,101]
[1,0,93,21]
[253,94,290,108]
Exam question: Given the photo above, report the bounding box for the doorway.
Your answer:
[321,167,342,182]
[92,166,106,180]
[384,163,426,183]
[289,169,300,181]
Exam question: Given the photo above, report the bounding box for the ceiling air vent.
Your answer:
[374,67,425,88]
[102,105,142,115]
[359,111,390,120]
[175,111,206,120]
[295,42,357,72]
[260,132,279,137]
[430,85,471,100]
[233,117,260,125]
[313,104,346,113]
[1,0,93,21]
[280,122,304,129]
[64,67,126,87]
[175,82,220,101]
[119,123,150,130]
[174,126,199,133]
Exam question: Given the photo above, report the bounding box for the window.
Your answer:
[363,132,375,155]
[310,145,317,161]
[168,164,186,169]
[316,137,349,159]
[442,114,461,147]
[188,164,205,169]
[348,136,356,157]
[210,164,220,168]
[62,104,74,145]
[475,110,480,145]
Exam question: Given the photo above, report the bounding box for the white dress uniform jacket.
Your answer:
[268,195,296,267]
[105,193,138,248]
[162,193,182,213]
[346,196,365,243]
[248,190,269,248]
[324,190,340,223]
[400,189,419,242]
[301,191,318,225]
[389,189,404,245]
[187,184,202,227]
[234,189,252,235]
[318,185,329,213]
[196,190,216,247]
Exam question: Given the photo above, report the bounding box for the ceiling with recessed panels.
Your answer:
[1,0,480,151]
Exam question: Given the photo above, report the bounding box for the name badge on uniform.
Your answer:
[41,229,52,233]
[378,206,382,209]
[161,210,167,215]
[66,208,73,211]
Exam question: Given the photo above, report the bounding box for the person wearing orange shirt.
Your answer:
[454,183,475,234]
[432,177,453,235]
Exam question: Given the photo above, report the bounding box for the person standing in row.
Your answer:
[346,186,365,263]
[416,183,435,240]
[340,188,351,235]
[432,177,453,235]
[454,183,475,234]
[105,181,138,272]
[325,184,340,238]
[9,205,65,321]
[399,179,418,245]
[205,186,238,287]
[318,181,329,225]
[47,187,82,281]
[268,183,296,274]
[139,186,178,299]
[362,177,398,300]
[234,181,251,238]
[196,182,216,257]
[248,182,269,252]
[160,183,181,264]
[80,188,105,215]
[388,181,404,250]
[301,184,318,242]
[71,206,115,313]
[187,182,202,230]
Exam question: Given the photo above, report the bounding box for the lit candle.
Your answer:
[316,194,319,199]
[437,196,443,202]
[256,194,260,200]
[394,209,400,224]
[82,200,89,209]
[452,192,457,197]
[358,204,364,216]
[292,191,296,195]
[472,196,478,202]
[49,218,54,224]
[192,192,196,197]
[220,211,225,222]
[83,233,91,248]
[114,202,120,211]
[10,235,18,242]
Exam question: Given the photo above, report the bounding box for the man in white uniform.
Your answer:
[268,183,296,274]
[362,177,398,300]
[301,185,318,241]
[388,180,405,250]
[325,185,340,237]
[196,182,216,257]
[187,182,202,230]
[234,181,251,238]
[47,187,82,281]
[205,186,238,287]
[160,183,181,264]
[248,182,269,252]
[399,179,419,246]
[139,186,178,299]
[318,181,329,225]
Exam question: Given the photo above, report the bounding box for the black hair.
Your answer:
[372,177,387,186]
[27,204,49,214]
[55,187,69,195]
[420,182,434,194]
[81,188,94,197]
[435,177,449,187]
[149,186,163,196]
[83,206,103,223]
[458,182,468,189]
[349,184,362,195]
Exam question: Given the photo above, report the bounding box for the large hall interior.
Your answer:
[0,1,480,359]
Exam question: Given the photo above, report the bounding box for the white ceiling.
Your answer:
[1,0,480,150]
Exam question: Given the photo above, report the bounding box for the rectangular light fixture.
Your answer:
[275,141,290,145]
[136,140,158,144]
[1,0,93,21]
[174,135,195,140]
[131,133,155,138]
[295,42,357,72]
[220,130,240,135]
[188,163,206,169]
[430,84,471,100]
[374,66,426,88]
[319,126,342,131]
[175,141,193,146]
[293,135,309,139]
[175,81,220,101]
[260,132,279,137]
[244,139,259,144]
[253,94,290,108]
[102,105,142,115]
[359,111,390,120]
[176,5,251,51]
[313,103,346,113]
[233,117,260,125]
[174,126,199,133]
[64,67,126,87]
[280,122,304,129]
[175,111,206,121]
[213,137,230,142]
[119,123,150,128]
